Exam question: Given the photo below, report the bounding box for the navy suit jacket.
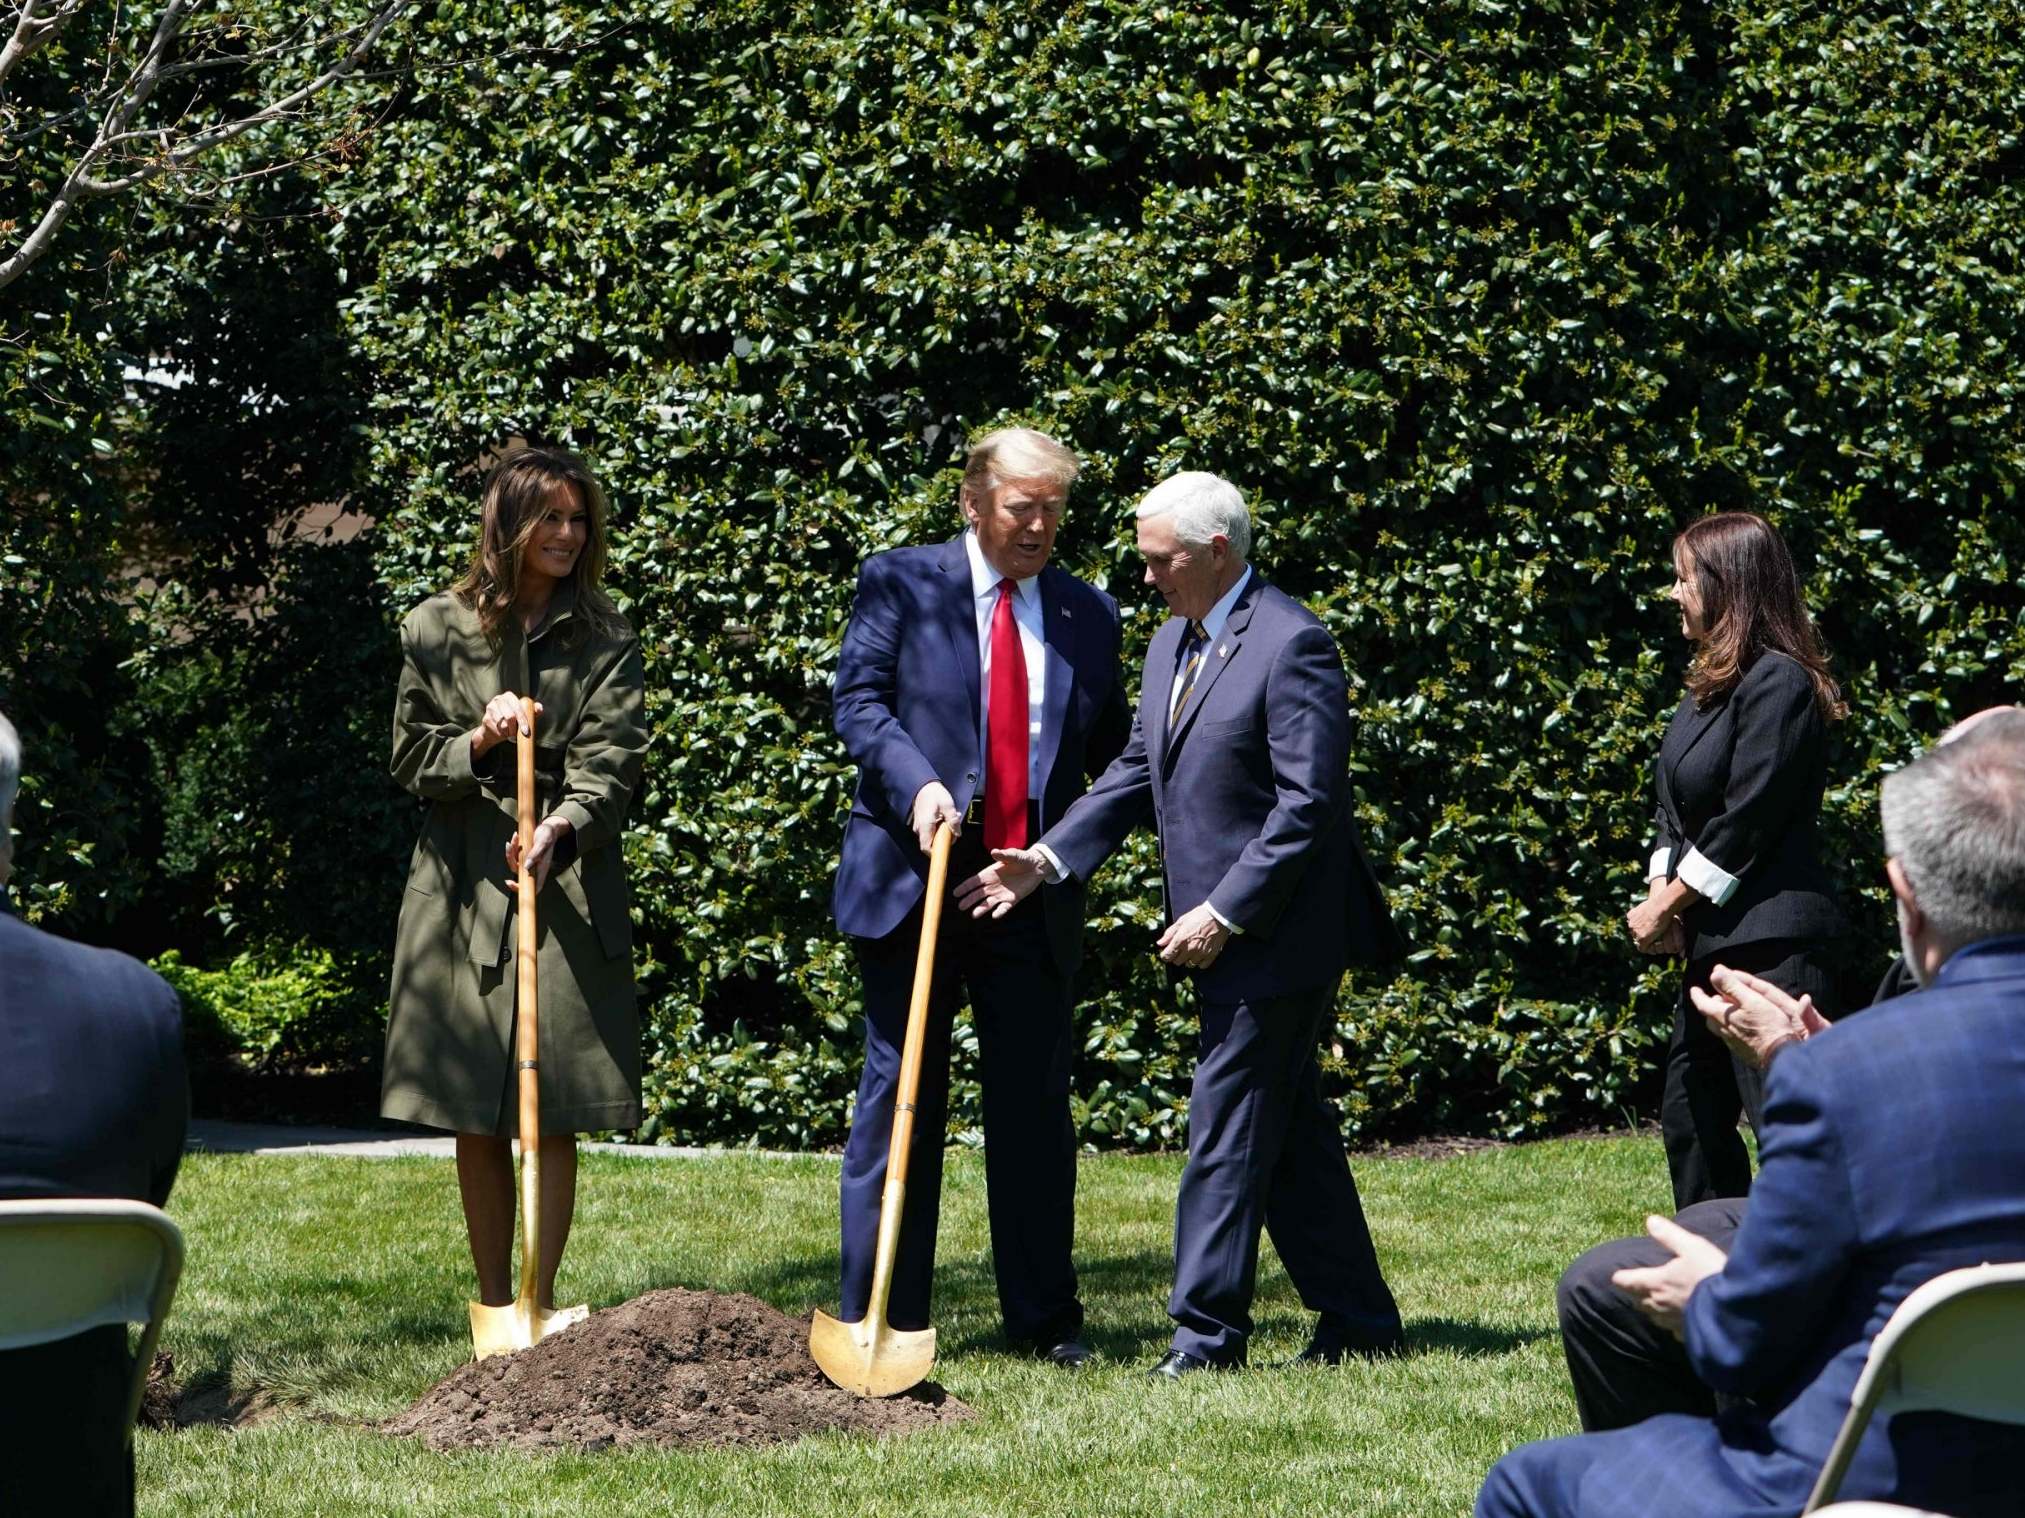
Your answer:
[0,910,187,1209]
[831,536,1130,970]
[1653,935,2025,1513]
[1043,574,1403,1000]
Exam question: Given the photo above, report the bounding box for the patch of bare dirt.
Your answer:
[138,1353,284,1430]
[384,1287,972,1452]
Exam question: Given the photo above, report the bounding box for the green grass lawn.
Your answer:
[139,1136,1671,1517]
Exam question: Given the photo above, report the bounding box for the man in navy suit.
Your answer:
[1478,711,2025,1518]
[959,471,1406,1376]
[0,710,188,1516]
[831,427,1129,1365]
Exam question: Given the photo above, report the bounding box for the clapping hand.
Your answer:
[1611,1215,1729,1340]
[1689,964,1829,1069]
[955,848,1047,919]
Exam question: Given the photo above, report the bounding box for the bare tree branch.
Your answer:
[0,0,94,95]
[1,0,414,290]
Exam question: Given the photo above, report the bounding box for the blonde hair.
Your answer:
[961,427,1081,500]
[451,445,623,645]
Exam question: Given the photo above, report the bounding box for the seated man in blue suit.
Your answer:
[0,710,189,1517]
[959,471,1406,1377]
[1478,711,2025,1518]
[831,427,1129,1366]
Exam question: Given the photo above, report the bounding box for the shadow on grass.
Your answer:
[1403,1316,1556,1358]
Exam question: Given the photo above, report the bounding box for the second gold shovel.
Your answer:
[470,697,590,1359]
[808,822,952,1397]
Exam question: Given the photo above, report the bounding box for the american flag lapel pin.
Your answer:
[1218,644,1229,657]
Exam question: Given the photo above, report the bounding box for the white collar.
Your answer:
[965,529,1041,605]
[1194,565,1253,642]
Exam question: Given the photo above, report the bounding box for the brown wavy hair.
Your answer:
[451,445,623,645]
[1674,511,1846,721]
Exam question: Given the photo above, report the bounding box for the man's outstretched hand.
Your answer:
[955,848,1047,918]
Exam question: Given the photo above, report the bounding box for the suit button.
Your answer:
[965,771,977,782]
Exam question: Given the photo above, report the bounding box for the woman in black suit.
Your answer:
[1626,511,1848,1208]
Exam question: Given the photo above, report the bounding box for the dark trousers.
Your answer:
[1663,939,1841,1209]
[1168,981,1402,1364]
[0,1325,137,1516]
[1557,1198,1747,1431]
[839,831,1082,1346]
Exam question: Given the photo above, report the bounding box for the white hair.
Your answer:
[1881,710,2025,946]
[962,427,1082,496]
[0,709,18,828]
[1135,471,1252,561]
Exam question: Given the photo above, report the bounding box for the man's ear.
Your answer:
[958,482,985,529]
[1886,856,1922,932]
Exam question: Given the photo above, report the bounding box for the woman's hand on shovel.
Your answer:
[472,692,543,760]
[506,816,572,894]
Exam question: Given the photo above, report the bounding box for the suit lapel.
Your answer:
[1163,574,1262,766]
[936,536,982,737]
[1034,571,1075,815]
[1661,693,1724,814]
[1139,616,1175,772]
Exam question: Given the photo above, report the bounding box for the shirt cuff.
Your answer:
[1033,843,1070,885]
[1678,846,1741,907]
[1206,901,1244,935]
[1647,847,1671,884]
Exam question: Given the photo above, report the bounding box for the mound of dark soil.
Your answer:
[384,1287,973,1451]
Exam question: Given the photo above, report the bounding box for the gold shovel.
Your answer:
[470,697,590,1359]
[809,821,952,1397]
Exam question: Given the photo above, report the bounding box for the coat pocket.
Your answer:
[577,848,634,961]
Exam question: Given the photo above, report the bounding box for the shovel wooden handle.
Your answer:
[515,697,542,1316]
[863,822,952,1327]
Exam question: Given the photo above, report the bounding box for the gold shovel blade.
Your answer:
[469,1299,591,1360]
[808,1308,936,1398]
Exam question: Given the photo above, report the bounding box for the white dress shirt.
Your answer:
[1166,567,1254,716]
[965,529,1047,795]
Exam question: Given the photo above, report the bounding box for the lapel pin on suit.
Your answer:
[1218,645,1229,658]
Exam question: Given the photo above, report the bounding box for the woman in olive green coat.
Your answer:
[382,445,646,1313]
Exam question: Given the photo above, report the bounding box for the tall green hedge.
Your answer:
[10,0,2025,1144]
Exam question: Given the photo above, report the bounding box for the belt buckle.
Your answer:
[964,794,985,829]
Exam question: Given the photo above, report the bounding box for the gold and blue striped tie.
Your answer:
[1170,620,1208,721]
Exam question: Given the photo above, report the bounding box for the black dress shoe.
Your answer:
[1035,1337,1097,1369]
[1290,1330,1407,1367]
[1146,1349,1218,1380]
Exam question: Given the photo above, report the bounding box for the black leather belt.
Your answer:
[961,795,1041,834]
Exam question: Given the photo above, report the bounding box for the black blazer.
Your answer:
[1651,649,1847,958]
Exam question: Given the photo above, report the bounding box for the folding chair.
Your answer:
[1804,1261,2025,1513]
[0,1199,186,1444]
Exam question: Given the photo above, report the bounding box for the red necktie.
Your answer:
[985,579,1030,851]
